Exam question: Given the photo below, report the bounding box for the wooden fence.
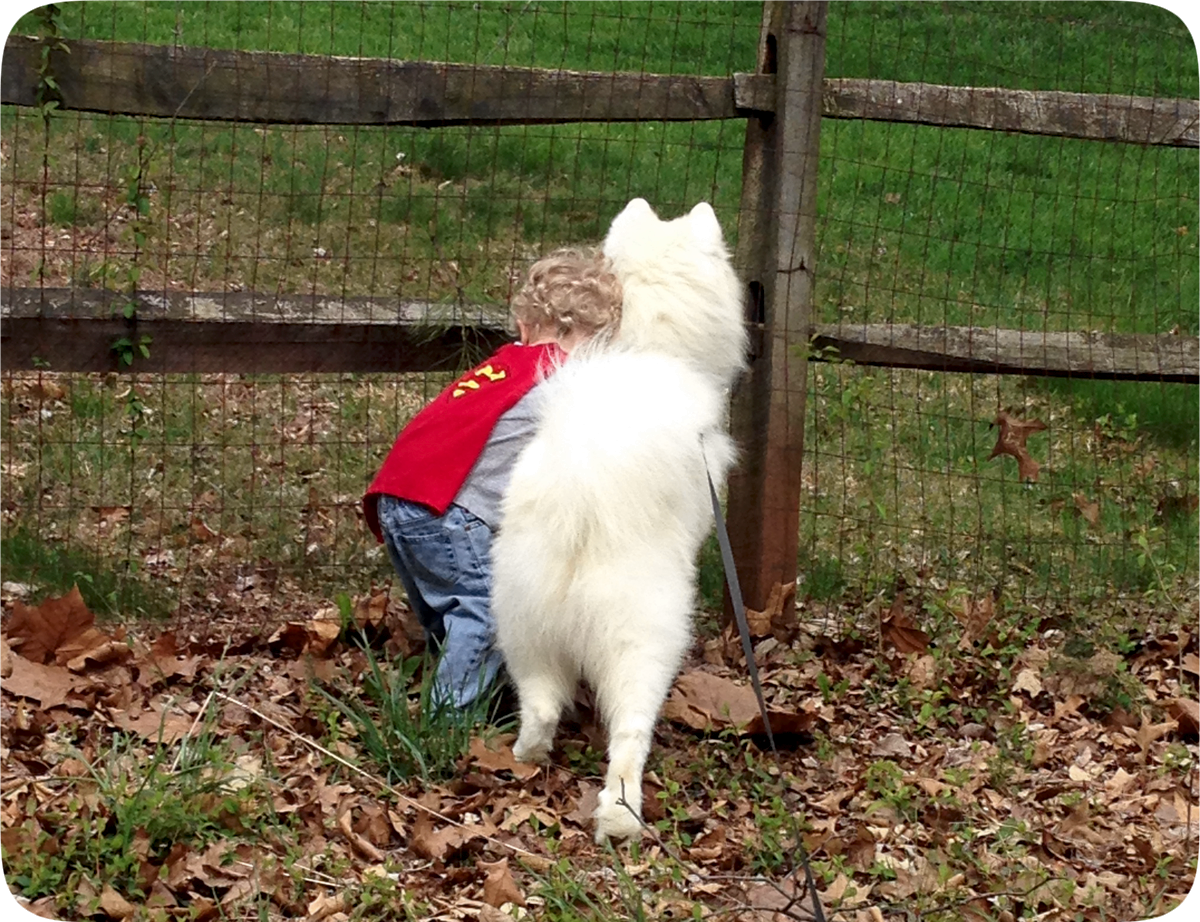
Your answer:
[2,1,1197,612]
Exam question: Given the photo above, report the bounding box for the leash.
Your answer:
[704,466,776,752]
[703,443,826,922]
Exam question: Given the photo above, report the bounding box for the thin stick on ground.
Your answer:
[211,690,540,859]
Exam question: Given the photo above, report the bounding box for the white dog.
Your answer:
[492,199,746,842]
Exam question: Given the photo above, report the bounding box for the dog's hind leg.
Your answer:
[509,657,574,764]
[592,709,656,843]
[590,616,689,843]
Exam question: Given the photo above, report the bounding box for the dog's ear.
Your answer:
[618,197,656,222]
[688,202,722,246]
[605,198,657,258]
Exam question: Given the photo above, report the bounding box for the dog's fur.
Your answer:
[492,199,746,842]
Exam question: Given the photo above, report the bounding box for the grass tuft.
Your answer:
[0,525,175,620]
[315,594,511,783]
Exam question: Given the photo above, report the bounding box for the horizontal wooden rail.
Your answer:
[2,289,1195,381]
[0,289,512,374]
[810,322,1199,382]
[1,35,757,126]
[820,78,1199,148]
[3,35,1197,146]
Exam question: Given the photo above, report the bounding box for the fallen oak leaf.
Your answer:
[24,902,61,922]
[187,897,217,922]
[905,653,939,689]
[499,803,558,834]
[479,857,526,908]
[1129,712,1176,762]
[1037,827,1076,865]
[687,826,727,862]
[218,878,257,909]
[1072,493,1101,527]
[190,516,219,542]
[663,670,760,730]
[306,893,347,921]
[881,592,930,654]
[267,620,340,658]
[109,704,195,744]
[410,811,485,861]
[744,580,796,640]
[840,825,878,872]
[352,590,390,630]
[742,708,814,739]
[954,594,997,650]
[195,840,250,886]
[144,881,177,911]
[383,604,427,660]
[1012,668,1044,697]
[98,885,136,920]
[142,632,203,682]
[337,809,385,862]
[468,735,540,781]
[2,653,83,708]
[65,632,131,673]
[352,800,394,849]
[663,670,812,741]
[565,783,600,828]
[1167,697,1199,737]
[871,732,912,759]
[988,410,1048,482]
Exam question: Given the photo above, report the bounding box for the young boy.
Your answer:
[363,250,623,709]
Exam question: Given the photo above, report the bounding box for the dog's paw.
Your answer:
[593,790,644,844]
[511,739,551,764]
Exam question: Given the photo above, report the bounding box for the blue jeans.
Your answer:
[375,495,503,709]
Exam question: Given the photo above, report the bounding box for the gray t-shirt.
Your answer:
[452,385,545,528]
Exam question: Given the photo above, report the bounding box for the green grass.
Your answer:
[316,596,514,783]
[15,2,763,72]
[1,2,1196,626]
[801,361,1198,598]
[6,3,1194,326]
[526,857,653,921]
[0,524,175,619]
[1,722,293,915]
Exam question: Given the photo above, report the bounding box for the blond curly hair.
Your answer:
[510,248,623,341]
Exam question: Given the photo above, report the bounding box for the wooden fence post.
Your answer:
[726,0,828,623]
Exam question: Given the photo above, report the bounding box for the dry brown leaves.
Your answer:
[880,592,931,655]
[663,669,814,739]
[2,587,1197,921]
[988,410,1049,482]
[6,585,129,670]
[745,581,799,641]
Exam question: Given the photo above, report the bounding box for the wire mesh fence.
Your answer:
[804,3,1198,645]
[1,1,763,629]
[1,1,1196,650]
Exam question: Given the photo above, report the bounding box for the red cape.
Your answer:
[363,341,563,541]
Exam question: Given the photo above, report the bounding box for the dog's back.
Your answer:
[495,348,734,661]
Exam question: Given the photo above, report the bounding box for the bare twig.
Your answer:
[1180,758,1190,859]
[212,690,539,859]
[870,875,1072,919]
[612,783,823,921]
[168,688,215,773]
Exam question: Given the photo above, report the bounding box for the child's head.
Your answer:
[510,248,623,351]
